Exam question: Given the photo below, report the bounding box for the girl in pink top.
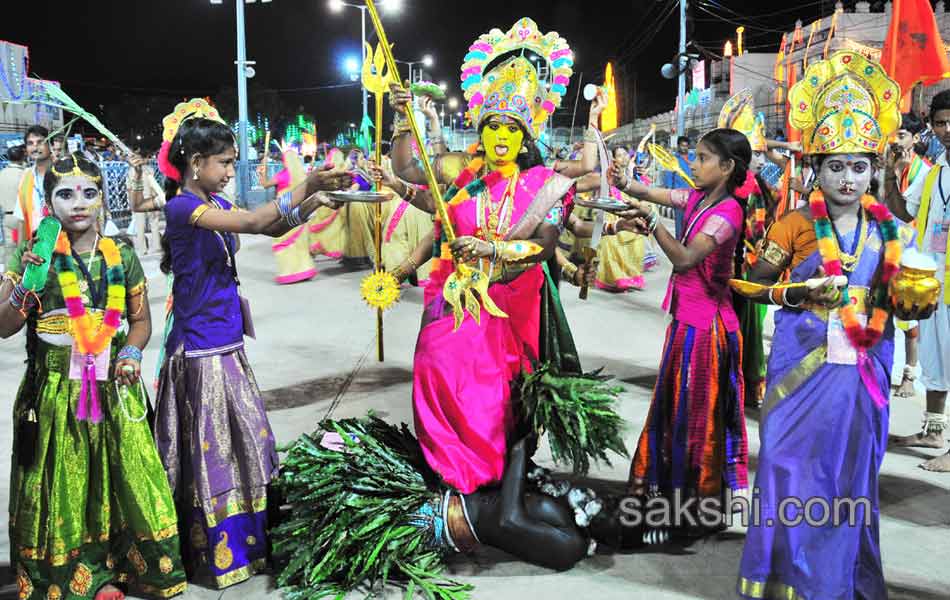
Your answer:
[610,128,751,539]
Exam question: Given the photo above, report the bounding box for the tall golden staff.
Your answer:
[361,42,397,362]
[364,0,506,331]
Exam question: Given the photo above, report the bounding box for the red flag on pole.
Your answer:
[881,0,950,112]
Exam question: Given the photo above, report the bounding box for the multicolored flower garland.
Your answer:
[54,233,126,422]
[430,157,511,274]
[808,190,901,351]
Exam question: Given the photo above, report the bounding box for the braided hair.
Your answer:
[696,128,752,280]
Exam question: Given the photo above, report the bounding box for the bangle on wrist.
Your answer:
[117,345,144,363]
[646,210,659,235]
[561,262,578,283]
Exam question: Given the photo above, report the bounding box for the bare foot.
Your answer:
[920,451,950,472]
[95,584,124,600]
[889,430,945,449]
[894,373,917,398]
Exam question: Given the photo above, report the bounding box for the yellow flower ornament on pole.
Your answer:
[363,0,507,332]
[361,41,401,360]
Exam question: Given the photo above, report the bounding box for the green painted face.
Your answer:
[481,116,524,168]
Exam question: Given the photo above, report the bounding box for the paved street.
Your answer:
[1,234,948,600]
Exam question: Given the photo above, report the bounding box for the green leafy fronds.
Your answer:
[272,416,473,600]
[517,363,629,474]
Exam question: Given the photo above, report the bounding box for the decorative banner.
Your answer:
[691,59,706,90]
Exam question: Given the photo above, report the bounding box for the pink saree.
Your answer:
[413,165,573,493]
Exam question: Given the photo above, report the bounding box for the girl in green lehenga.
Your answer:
[0,154,186,600]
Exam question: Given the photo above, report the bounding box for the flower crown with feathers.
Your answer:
[461,18,573,139]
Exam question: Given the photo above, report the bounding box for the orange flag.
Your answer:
[881,0,950,112]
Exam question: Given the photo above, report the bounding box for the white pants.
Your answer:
[920,299,950,392]
[132,211,163,255]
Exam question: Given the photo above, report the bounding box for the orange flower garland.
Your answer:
[54,233,126,356]
[808,191,901,351]
[54,233,126,423]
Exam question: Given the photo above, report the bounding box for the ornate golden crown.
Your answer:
[789,50,900,155]
[461,18,573,139]
[719,89,766,152]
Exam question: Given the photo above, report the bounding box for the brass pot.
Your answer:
[890,265,941,321]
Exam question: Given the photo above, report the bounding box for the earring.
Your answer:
[476,142,485,152]
[518,145,528,155]
[193,167,200,181]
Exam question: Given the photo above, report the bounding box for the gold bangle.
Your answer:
[406,256,419,271]
[561,262,578,283]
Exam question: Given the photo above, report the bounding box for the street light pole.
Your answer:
[236,0,251,205]
[360,7,368,135]
[677,0,687,140]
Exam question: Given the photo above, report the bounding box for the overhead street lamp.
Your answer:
[395,53,434,83]
[210,0,272,205]
[328,0,401,150]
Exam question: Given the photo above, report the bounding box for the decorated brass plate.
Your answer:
[575,196,630,213]
[327,191,394,204]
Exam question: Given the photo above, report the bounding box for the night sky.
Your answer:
[1,0,841,143]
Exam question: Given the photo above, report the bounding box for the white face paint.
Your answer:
[49,175,102,233]
[749,150,767,175]
[817,154,874,207]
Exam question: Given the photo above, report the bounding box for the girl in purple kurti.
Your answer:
[610,128,751,534]
[153,116,334,588]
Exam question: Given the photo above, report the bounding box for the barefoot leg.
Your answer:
[890,390,947,448]
[920,450,950,472]
[895,331,920,398]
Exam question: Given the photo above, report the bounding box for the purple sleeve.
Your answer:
[213,195,234,211]
[164,194,205,229]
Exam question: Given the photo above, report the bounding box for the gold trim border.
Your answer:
[762,345,827,421]
[738,576,807,600]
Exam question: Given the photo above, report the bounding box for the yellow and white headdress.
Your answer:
[789,50,900,155]
[461,18,573,139]
[161,98,226,143]
[158,98,229,181]
[718,88,766,152]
